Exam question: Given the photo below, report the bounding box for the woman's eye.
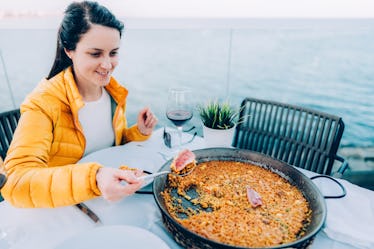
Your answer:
[110,51,118,56]
[90,53,100,57]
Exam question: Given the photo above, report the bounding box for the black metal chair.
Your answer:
[0,109,20,159]
[0,108,20,201]
[233,97,348,176]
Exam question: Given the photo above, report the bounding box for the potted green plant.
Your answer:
[197,100,239,147]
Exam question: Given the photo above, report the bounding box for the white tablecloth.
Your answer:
[1,128,373,249]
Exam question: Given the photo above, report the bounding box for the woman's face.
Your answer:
[65,24,121,89]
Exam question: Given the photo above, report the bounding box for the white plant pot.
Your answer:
[202,125,236,148]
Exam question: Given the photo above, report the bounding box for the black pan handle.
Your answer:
[135,189,153,194]
[310,175,346,199]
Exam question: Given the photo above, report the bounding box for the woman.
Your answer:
[1,1,157,208]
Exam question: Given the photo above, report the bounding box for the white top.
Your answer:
[78,89,114,155]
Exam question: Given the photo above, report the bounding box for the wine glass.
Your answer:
[166,87,193,148]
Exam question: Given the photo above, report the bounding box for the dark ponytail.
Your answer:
[47,1,124,79]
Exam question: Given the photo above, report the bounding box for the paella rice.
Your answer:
[162,160,312,248]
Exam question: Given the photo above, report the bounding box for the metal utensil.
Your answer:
[163,127,197,149]
[182,132,197,145]
[137,164,196,181]
[75,203,101,223]
[163,127,172,148]
[183,126,196,132]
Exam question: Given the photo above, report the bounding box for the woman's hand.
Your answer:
[96,167,144,202]
[137,107,158,136]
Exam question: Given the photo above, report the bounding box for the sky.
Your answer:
[1,0,374,18]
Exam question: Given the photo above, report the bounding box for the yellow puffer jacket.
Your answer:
[2,67,150,208]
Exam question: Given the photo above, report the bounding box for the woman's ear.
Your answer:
[64,48,72,60]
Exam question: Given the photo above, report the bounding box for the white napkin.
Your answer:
[317,178,374,249]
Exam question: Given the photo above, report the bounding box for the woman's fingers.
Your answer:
[142,108,157,128]
[137,107,158,135]
[96,168,144,202]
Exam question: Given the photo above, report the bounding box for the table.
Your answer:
[1,128,373,249]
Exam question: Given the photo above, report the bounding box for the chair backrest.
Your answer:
[233,98,345,175]
[0,109,21,159]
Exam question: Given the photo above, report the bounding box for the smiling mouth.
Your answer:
[96,71,109,77]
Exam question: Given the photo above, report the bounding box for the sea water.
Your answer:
[0,18,373,148]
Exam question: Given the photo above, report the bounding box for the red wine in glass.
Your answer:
[166,110,193,127]
[166,87,193,147]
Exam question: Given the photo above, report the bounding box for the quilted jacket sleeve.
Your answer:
[123,125,150,142]
[2,109,102,208]
[112,104,150,144]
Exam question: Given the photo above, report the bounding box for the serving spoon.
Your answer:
[137,164,196,181]
[136,148,197,181]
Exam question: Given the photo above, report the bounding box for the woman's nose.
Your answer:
[100,56,113,69]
